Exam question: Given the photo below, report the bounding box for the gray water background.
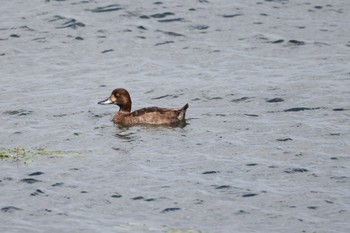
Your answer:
[1,0,350,232]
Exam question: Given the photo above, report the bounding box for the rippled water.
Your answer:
[1,0,349,232]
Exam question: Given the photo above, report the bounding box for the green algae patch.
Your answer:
[0,147,94,163]
[0,147,28,161]
[35,148,93,157]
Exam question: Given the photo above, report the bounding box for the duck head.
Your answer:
[98,88,132,112]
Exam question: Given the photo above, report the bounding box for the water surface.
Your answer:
[1,0,349,232]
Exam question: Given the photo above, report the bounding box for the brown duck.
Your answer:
[98,88,189,126]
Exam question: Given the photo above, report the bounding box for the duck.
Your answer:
[98,88,189,126]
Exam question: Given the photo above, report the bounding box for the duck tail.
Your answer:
[178,103,189,120]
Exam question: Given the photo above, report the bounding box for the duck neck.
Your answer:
[118,103,131,112]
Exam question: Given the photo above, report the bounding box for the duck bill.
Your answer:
[98,98,113,105]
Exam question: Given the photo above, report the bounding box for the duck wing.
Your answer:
[127,104,189,124]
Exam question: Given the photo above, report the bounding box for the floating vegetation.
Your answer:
[0,147,93,164]
[0,147,28,161]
